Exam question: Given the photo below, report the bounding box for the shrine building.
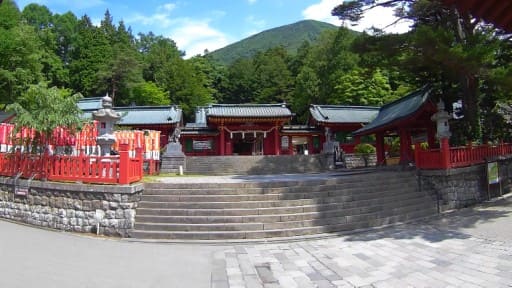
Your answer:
[308,105,379,153]
[353,85,438,165]
[180,103,293,156]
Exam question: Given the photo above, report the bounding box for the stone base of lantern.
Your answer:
[161,143,186,173]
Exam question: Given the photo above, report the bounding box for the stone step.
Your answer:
[129,209,434,240]
[137,194,431,216]
[134,198,432,224]
[130,170,437,240]
[139,184,415,202]
[137,189,423,210]
[141,180,419,197]
[136,190,428,216]
[143,176,418,194]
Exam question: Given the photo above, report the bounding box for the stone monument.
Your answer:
[92,95,121,156]
[322,127,340,170]
[431,100,452,139]
[160,127,186,174]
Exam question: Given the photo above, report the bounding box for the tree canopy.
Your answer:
[332,0,512,144]
[1,0,511,140]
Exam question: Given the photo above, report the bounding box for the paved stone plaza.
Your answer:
[212,197,512,288]
[1,195,511,288]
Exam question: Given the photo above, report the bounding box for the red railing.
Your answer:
[0,143,144,184]
[416,142,512,170]
[415,148,443,169]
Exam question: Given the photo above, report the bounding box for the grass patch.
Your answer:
[142,173,206,182]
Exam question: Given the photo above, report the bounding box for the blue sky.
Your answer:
[14,0,411,57]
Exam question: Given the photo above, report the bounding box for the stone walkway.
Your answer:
[1,193,511,288]
[212,196,512,288]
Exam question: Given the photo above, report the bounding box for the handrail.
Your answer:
[416,143,512,170]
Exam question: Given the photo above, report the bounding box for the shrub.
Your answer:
[354,143,376,155]
[354,143,376,167]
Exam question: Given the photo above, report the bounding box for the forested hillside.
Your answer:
[207,20,339,65]
[1,0,512,145]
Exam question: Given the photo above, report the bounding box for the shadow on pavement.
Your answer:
[342,197,512,243]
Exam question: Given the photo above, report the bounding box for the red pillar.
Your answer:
[118,143,130,184]
[440,137,451,169]
[354,135,361,145]
[219,125,225,156]
[414,142,421,168]
[399,128,412,164]
[375,132,385,165]
[274,125,280,155]
[427,123,436,148]
[135,147,144,179]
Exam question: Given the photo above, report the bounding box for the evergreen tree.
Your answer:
[0,0,43,106]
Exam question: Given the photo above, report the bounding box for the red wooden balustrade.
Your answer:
[0,143,143,184]
[415,142,512,170]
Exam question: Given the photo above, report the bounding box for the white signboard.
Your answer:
[193,140,212,150]
[281,136,289,149]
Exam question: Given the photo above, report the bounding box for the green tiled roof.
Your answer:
[206,103,292,118]
[81,105,182,125]
[77,97,182,125]
[309,105,379,124]
[115,106,182,125]
[0,111,14,123]
[354,85,432,135]
[77,97,103,111]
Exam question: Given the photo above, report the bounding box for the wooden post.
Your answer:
[399,128,411,164]
[414,142,421,168]
[440,137,450,169]
[136,147,144,177]
[274,125,280,155]
[375,132,385,165]
[118,143,129,184]
[219,125,225,156]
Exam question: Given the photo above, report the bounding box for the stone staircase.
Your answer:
[129,170,437,241]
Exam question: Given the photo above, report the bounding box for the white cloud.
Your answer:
[128,12,175,28]
[124,3,233,58]
[159,3,177,13]
[245,15,266,29]
[349,5,412,33]
[248,0,257,4]
[302,0,342,26]
[126,7,231,58]
[302,0,412,34]
[170,19,231,57]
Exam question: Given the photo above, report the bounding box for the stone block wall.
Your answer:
[418,159,512,211]
[0,177,143,237]
[186,154,330,175]
[343,153,377,169]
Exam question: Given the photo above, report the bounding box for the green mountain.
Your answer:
[208,20,338,65]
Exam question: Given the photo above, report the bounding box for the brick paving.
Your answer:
[212,196,512,288]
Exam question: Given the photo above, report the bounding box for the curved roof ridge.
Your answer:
[353,85,434,136]
[209,103,287,107]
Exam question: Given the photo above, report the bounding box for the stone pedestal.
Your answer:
[160,143,186,173]
[322,141,339,170]
[96,135,116,156]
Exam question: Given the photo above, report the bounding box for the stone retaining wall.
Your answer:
[185,154,331,175]
[343,153,377,168]
[0,177,143,236]
[419,159,512,211]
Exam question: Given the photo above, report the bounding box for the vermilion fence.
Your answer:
[0,122,161,182]
[0,143,143,184]
[415,142,512,169]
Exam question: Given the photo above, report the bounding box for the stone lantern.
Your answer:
[431,99,452,168]
[431,100,452,139]
[92,94,121,156]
